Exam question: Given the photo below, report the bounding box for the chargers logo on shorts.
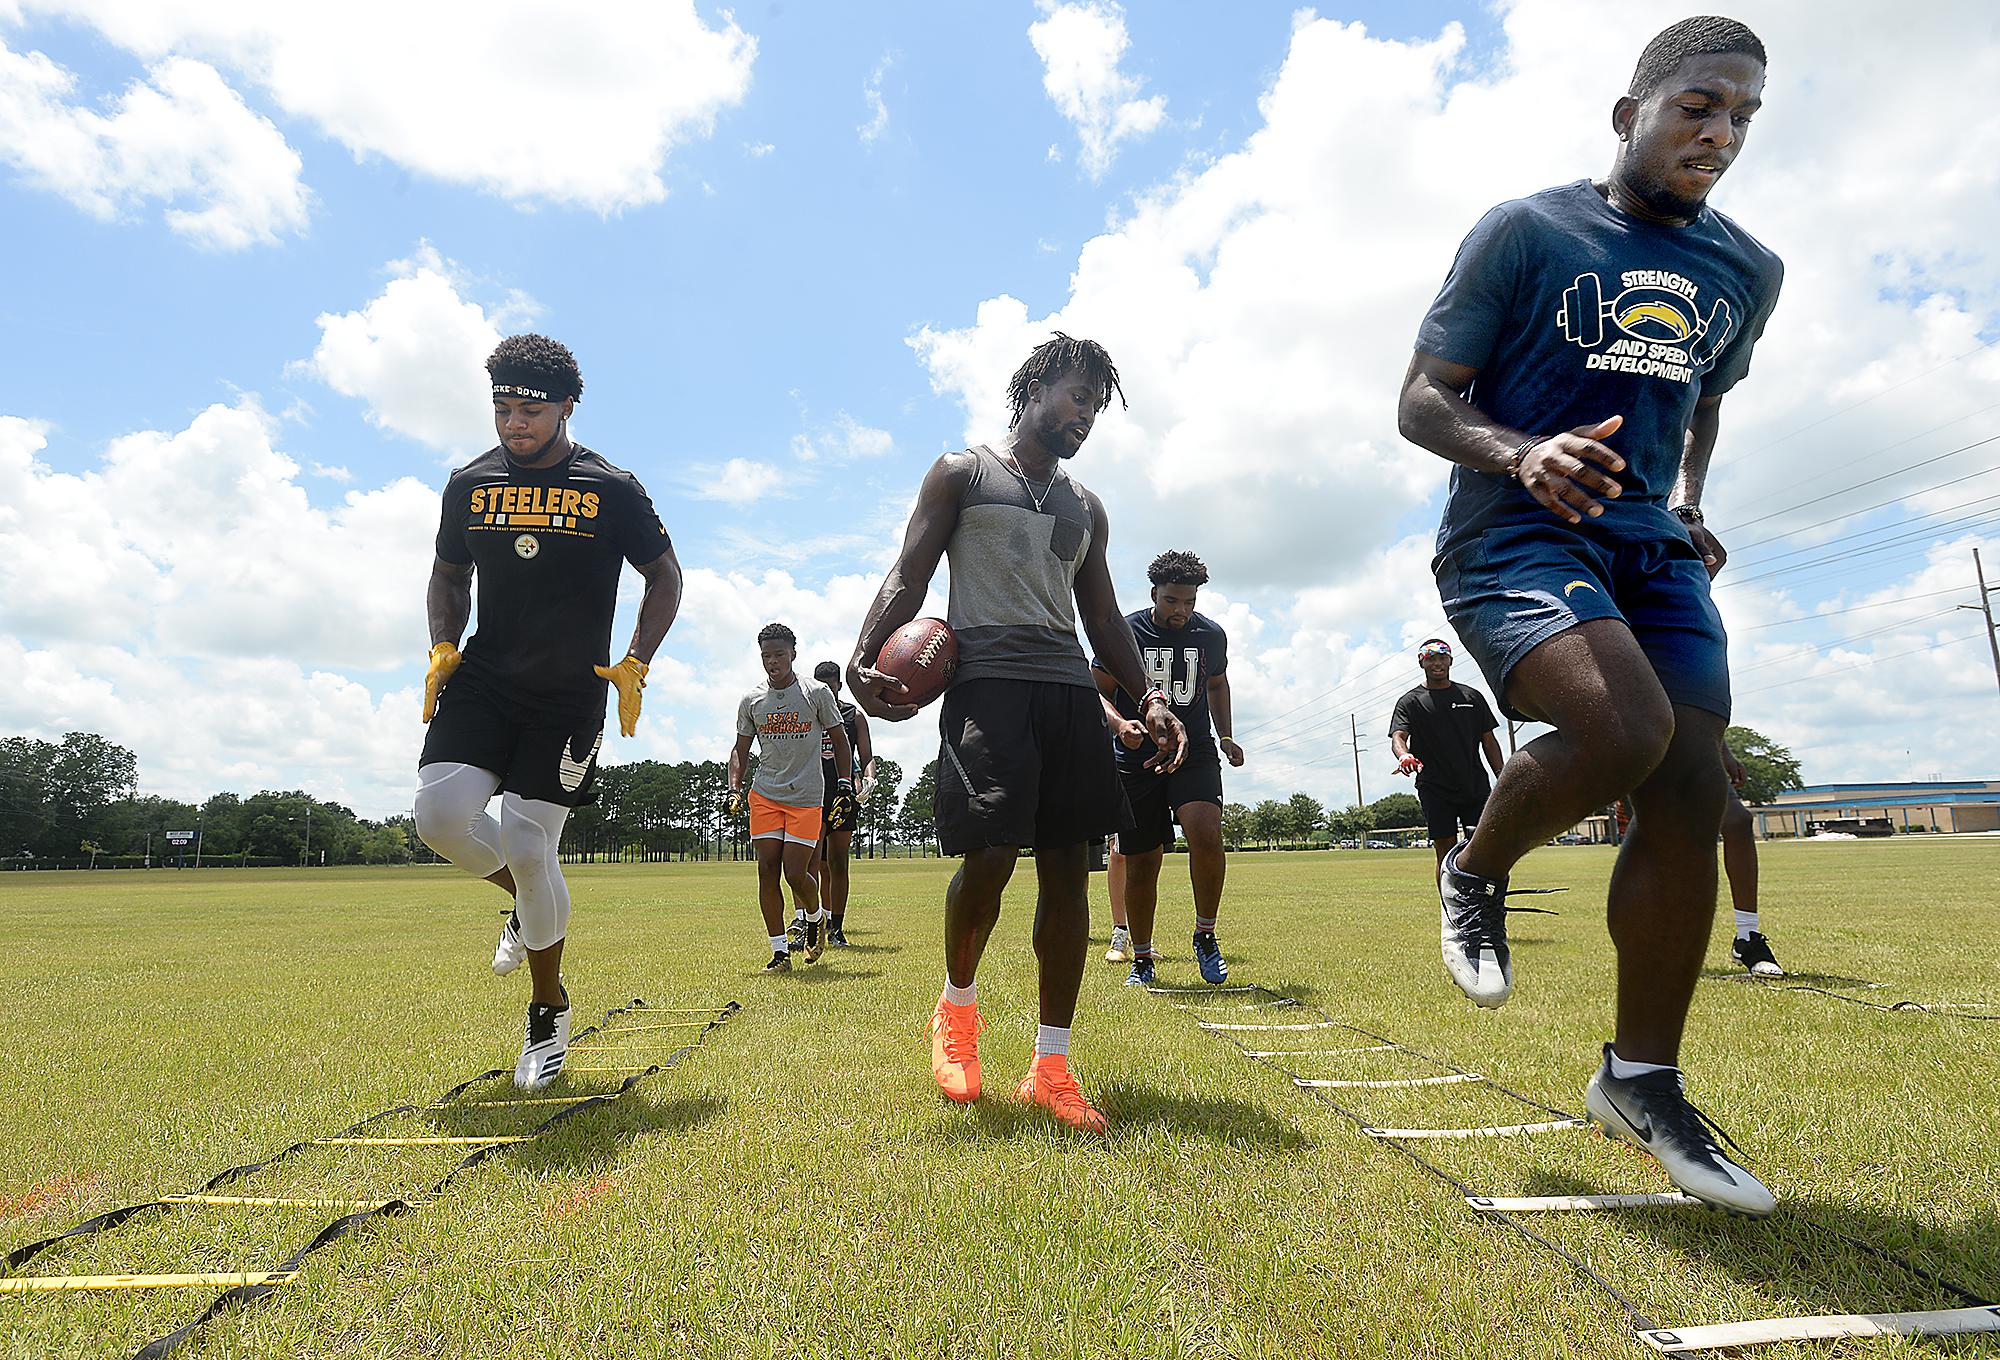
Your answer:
[1563,580,1598,598]
[1556,270,1736,382]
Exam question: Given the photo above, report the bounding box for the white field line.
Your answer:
[1198,1019,1343,1032]
[1362,1119,1588,1140]
[1296,1073,1482,1090]
[1637,1306,2000,1354]
[1466,1193,1699,1212]
[1241,1044,1399,1058]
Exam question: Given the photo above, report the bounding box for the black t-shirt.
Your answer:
[820,701,860,787]
[435,444,671,719]
[1094,609,1229,770]
[1389,683,1498,798]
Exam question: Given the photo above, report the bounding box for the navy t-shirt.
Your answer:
[1417,180,1783,554]
[1093,609,1229,770]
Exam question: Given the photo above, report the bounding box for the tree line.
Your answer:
[1,724,1803,868]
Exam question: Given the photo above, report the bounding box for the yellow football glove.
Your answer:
[593,655,649,737]
[422,642,461,723]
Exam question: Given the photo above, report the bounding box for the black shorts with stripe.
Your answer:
[1114,755,1224,856]
[418,673,604,808]
[935,678,1131,855]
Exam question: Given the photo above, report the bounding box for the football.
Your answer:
[874,617,958,708]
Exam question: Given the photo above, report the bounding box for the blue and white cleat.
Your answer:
[1584,1045,1777,1217]
[1124,955,1157,988]
[1192,931,1229,985]
[513,993,570,1091]
[1439,842,1511,1008]
[492,910,527,976]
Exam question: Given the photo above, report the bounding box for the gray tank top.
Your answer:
[944,445,1096,688]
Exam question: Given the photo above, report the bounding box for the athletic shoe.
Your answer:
[1192,931,1228,984]
[1584,1045,1777,1217]
[1124,955,1156,988]
[929,997,984,1103]
[1014,1054,1108,1134]
[786,918,806,955]
[803,918,824,964]
[491,910,526,976]
[1439,842,1511,1008]
[828,925,850,948]
[762,950,792,974]
[1731,932,1784,977]
[1104,926,1132,964]
[513,993,570,1092]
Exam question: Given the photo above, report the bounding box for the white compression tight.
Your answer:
[414,762,572,950]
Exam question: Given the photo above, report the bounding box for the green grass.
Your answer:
[2,842,1996,1359]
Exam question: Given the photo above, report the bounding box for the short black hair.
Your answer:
[1005,332,1126,430]
[757,623,796,648]
[1628,16,1766,101]
[1147,550,1209,587]
[487,333,583,402]
[813,661,842,684]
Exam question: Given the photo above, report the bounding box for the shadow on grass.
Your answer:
[1507,1168,2000,1324]
[829,941,904,957]
[772,966,884,987]
[428,1093,729,1177]
[1700,969,1878,988]
[916,1079,1313,1149]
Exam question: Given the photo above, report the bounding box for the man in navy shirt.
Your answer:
[1397,16,1781,1215]
[1093,550,1244,988]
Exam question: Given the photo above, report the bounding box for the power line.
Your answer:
[1726,490,2000,573]
[1730,607,1961,675]
[1734,586,1974,630]
[1725,432,2000,536]
[1718,511,2000,592]
[1736,632,1984,697]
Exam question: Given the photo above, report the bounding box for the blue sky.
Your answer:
[4,0,1998,816]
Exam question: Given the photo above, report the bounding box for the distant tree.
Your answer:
[1220,802,1250,849]
[1724,725,1804,805]
[1248,799,1286,849]
[1365,792,1422,832]
[1326,803,1369,842]
[1284,792,1324,847]
[899,761,939,853]
[862,757,904,854]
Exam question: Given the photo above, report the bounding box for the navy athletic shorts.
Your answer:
[1434,507,1729,722]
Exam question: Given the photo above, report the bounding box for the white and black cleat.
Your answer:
[1584,1045,1777,1217]
[492,910,527,976]
[1439,842,1512,1008]
[1731,931,1784,977]
[514,991,570,1092]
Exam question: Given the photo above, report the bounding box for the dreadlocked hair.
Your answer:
[757,622,797,648]
[1147,549,1209,587]
[487,333,584,402]
[1629,16,1765,100]
[1005,332,1126,429]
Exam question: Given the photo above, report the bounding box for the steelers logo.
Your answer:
[514,534,540,560]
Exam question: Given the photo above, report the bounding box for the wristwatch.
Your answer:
[1670,504,1705,525]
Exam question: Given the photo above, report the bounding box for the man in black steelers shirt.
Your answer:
[1390,639,1504,874]
[415,334,683,1091]
[1092,550,1243,988]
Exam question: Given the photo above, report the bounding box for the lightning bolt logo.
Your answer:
[1563,580,1599,598]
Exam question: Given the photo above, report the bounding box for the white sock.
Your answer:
[769,934,788,954]
[1133,939,1153,959]
[1035,1024,1070,1058]
[1734,910,1759,940]
[808,907,827,923]
[1606,1048,1677,1080]
[792,909,806,924]
[942,979,976,1007]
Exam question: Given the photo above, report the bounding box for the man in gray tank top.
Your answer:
[849,333,1187,1133]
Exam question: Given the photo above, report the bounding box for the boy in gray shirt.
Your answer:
[729,623,852,970]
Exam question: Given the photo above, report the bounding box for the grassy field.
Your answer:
[2,841,1996,1359]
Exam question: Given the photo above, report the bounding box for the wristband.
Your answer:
[1140,688,1170,712]
[1669,504,1705,525]
[1217,734,1233,742]
[1505,436,1541,478]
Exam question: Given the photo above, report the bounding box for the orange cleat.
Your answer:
[929,997,984,1103]
[1014,1053,1108,1134]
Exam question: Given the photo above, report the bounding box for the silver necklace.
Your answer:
[1000,449,1060,514]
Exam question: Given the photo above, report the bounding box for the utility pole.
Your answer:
[1349,713,1365,812]
[303,803,312,868]
[1962,548,2000,697]
[193,808,204,869]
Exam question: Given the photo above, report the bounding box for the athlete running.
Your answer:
[849,333,1186,1134]
[1721,743,1782,975]
[1397,17,1783,1213]
[811,660,875,948]
[728,626,853,972]
[417,334,682,1090]
[1092,550,1244,988]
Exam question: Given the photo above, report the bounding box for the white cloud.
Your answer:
[0,39,307,248]
[299,244,537,457]
[859,55,891,145]
[690,458,788,506]
[1027,0,1165,179]
[308,462,351,481]
[746,141,775,158]
[17,1,757,212]
[791,413,895,462]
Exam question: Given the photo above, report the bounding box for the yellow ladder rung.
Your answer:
[0,1271,297,1293]
[596,1022,714,1033]
[310,1136,531,1147]
[563,1065,652,1074]
[426,1095,600,1109]
[161,1195,393,1209]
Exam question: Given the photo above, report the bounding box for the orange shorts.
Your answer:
[749,790,823,846]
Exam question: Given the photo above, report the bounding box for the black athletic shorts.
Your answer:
[1418,783,1487,847]
[935,678,1132,855]
[1114,756,1224,856]
[418,674,604,808]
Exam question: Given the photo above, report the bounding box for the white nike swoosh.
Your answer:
[558,731,603,792]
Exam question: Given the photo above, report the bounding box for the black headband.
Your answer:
[492,382,573,402]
